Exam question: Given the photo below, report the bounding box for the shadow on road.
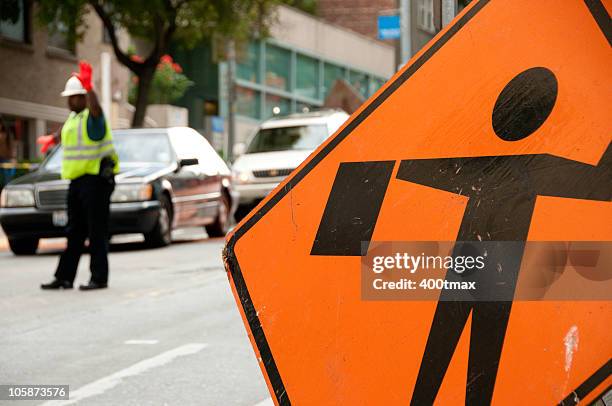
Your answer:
[30,235,226,257]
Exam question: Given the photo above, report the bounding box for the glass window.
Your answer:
[0,115,28,159]
[296,101,314,114]
[169,128,227,175]
[417,0,436,33]
[368,77,386,97]
[236,86,261,119]
[265,45,290,91]
[114,132,173,164]
[264,94,290,119]
[0,0,27,42]
[458,0,473,12]
[43,132,173,171]
[168,129,210,163]
[295,54,318,100]
[349,70,369,98]
[247,125,329,153]
[237,41,260,83]
[47,19,74,52]
[323,63,345,99]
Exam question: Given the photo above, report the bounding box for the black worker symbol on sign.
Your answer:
[311,67,612,405]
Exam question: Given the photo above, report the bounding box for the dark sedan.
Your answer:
[0,127,237,255]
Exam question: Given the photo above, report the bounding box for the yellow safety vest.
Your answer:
[61,109,119,180]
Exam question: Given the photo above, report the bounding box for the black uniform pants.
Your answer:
[55,175,114,284]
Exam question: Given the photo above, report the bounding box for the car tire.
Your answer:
[234,203,255,223]
[144,195,172,247]
[205,193,230,238]
[8,237,39,256]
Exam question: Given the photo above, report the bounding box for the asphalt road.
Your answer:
[0,229,272,406]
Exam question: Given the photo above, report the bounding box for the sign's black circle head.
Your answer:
[492,67,558,141]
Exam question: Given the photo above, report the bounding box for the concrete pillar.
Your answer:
[33,118,46,159]
[441,0,457,28]
[101,52,112,127]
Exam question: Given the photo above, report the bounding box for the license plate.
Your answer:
[52,211,68,227]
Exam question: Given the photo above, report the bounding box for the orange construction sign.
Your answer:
[224,0,612,404]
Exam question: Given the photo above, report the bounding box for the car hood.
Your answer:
[6,164,173,187]
[232,150,312,172]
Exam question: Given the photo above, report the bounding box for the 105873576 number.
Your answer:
[0,385,69,400]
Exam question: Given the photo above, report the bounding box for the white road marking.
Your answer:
[253,397,274,406]
[40,343,207,406]
[124,339,159,345]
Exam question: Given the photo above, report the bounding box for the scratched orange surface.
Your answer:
[225,0,612,404]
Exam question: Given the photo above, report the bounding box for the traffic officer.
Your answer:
[41,61,119,291]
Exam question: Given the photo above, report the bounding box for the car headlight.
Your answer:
[232,169,251,184]
[111,184,153,203]
[0,188,35,208]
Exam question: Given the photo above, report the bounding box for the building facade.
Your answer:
[0,1,131,161]
[173,5,396,149]
[317,0,471,66]
[317,0,397,41]
[409,0,472,57]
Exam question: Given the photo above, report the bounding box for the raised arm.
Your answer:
[396,156,500,193]
[85,90,106,141]
[87,89,103,118]
[530,142,611,201]
[76,61,107,141]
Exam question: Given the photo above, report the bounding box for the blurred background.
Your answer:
[0,0,471,179]
[0,1,472,404]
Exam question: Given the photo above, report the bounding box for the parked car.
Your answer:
[231,109,349,219]
[0,127,237,255]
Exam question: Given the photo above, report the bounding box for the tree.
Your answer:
[283,0,317,15]
[34,0,279,127]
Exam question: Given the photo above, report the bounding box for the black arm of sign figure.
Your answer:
[311,157,498,256]
[311,161,395,256]
[531,142,612,201]
[395,156,497,193]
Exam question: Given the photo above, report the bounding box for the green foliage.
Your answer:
[34,0,282,126]
[34,0,87,46]
[283,0,317,15]
[35,0,281,55]
[128,55,193,105]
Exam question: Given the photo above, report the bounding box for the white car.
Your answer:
[231,109,349,219]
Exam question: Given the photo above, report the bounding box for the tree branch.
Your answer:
[89,0,141,74]
[144,0,178,64]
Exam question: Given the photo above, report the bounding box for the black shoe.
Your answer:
[41,279,73,290]
[79,281,108,291]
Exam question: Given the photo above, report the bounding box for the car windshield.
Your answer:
[246,124,328,153]
[42,132,174,171]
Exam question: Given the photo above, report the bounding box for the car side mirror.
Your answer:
[233,143,246,157]
[179,158,199,167]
